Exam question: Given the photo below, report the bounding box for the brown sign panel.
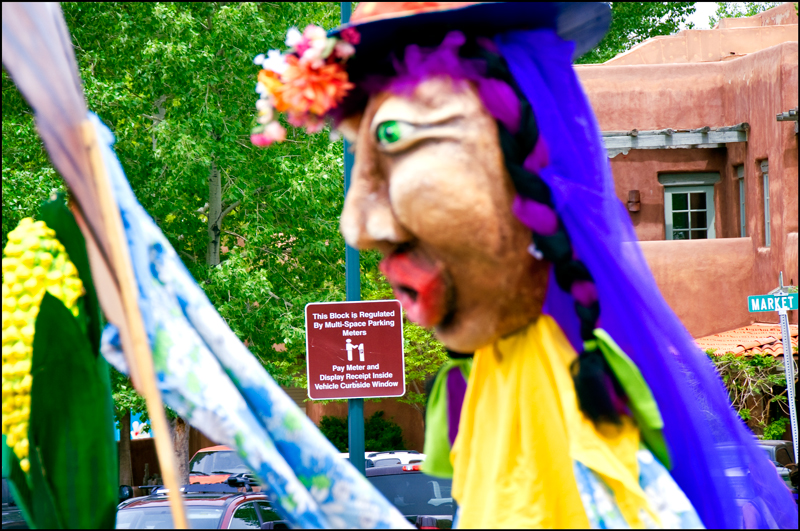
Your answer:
[305,300,405,400]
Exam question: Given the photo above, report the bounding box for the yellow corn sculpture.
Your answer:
[2,218,84,473]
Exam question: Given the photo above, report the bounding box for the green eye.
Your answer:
[376,120,412,145]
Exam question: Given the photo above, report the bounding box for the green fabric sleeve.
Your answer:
[422,362,455,478]
[421,358,472,478]
[594,329,672,469]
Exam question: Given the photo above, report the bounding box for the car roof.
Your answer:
[755,440,791,448]
[121,491,266,510]
[195,445,233,453]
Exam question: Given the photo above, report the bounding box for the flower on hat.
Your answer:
[251,24,359,147]
[340,27,361,45]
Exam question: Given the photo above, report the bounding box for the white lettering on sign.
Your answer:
[748,293,799,313]
[306,300,405,400]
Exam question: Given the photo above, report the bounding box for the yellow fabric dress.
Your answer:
[450,314,660,529]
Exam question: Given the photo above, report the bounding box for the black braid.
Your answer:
[469,45,625,425]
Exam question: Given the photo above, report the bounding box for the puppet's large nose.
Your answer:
[340,163,411,252]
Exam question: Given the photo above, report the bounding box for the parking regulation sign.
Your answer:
[305,300,405,400]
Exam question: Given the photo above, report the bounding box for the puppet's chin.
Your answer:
[379,250,448,328]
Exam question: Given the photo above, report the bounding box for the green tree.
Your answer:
[576,2,697,64]
[3,1,453,476]
[707,2,782,28]
[706,350,791,438]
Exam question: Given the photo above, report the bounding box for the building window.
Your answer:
[737,166,745,237]
[761,160,770,247]
[659,173,719,241]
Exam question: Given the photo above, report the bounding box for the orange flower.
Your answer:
[258,70,288,112]
[279,55,354,117]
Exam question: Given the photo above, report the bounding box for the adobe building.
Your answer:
[575,2,798,339]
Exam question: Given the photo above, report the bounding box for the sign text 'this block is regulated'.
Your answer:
[305,300,405,400]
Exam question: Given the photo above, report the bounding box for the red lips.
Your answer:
[379,251,447,328]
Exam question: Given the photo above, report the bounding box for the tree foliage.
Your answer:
[2,2,450,420]
[576,2,696,64]
[707,2,783,28]
[707,350,793,439]
[318,411,406,452]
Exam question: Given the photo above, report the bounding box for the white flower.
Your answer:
[300,46,324,68]
[253,53,265,66]
[262,49,288,75]
[255,100,272,121]
[255,83,266,95]
[285,27,302,47]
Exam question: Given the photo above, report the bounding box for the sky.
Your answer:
[683,2,723,30]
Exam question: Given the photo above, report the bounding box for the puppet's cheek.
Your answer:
[387,150,505,258]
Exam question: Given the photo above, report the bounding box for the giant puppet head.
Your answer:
[250,3,796,528]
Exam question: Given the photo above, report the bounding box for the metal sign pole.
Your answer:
[777,273,798,459]
[341,0,365,477]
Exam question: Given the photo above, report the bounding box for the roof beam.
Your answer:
[603,123,748,157]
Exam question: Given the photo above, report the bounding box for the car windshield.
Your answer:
[116,506,224,529]
[368,473,454,517]
[190,450,250,475]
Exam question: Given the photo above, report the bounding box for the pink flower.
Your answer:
[304,115,325,133]
[334,40,355,60]
[295,38,311,57]
[303,25,327,43]
[250,121,286,147]
[340,27,361,45]
[251,133,273,147]
[265,121,287,142]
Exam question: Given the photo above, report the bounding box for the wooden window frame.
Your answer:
[737,165,746,237]
[659,173,720,241]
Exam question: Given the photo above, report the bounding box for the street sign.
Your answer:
[305,300,405,400]
[748,274,797,475]
[747,293,798,312]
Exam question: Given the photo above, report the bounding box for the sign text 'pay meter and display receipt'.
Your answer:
[305,300,405,400]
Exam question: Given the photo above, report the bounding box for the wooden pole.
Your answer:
[80,120,188,529]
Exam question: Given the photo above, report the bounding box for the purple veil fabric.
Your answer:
[497,29,795,529]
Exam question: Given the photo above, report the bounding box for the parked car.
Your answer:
[115,480,287,529]
[756,439,795,468]
[755,439,797,495]
[339,450,426,468]
[367,450,426,467]
[189,445,256,485]
[2,478,28,530]
[367,464,454,529]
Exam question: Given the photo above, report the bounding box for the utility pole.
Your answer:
[341,1,366,477]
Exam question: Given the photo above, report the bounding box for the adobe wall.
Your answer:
[717,2,799,28]
[306,396,425,452]
[603,25,798,66]
[639,238,755,337]
[576,42,798,333]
